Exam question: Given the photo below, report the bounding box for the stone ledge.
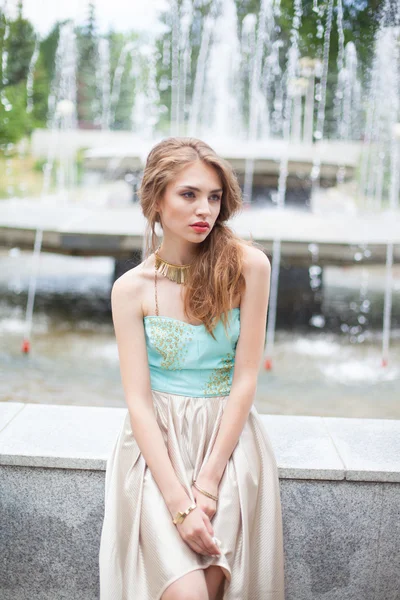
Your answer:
[1,402,399,482]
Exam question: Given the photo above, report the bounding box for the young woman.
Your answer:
[99,137,285,600]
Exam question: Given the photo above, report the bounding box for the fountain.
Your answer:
[21,21,78,353]
[0,0,399,411]
[2,12,400,596]
[96,37,112,130]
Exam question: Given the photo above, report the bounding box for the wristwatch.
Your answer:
[172,502,197,525]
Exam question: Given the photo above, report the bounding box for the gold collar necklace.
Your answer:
[154,246,192,285]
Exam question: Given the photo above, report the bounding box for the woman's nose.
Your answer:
[196,196,212,214]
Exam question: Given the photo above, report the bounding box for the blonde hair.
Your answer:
[137,136,257,338]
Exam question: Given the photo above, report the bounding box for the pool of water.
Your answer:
[1,251,399,419]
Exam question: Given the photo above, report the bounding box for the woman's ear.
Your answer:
[154,207,161,224]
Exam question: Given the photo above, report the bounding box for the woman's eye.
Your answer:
[182,192,221,201]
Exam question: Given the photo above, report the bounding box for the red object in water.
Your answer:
[21,339,30,354]
[264,357,272,371]
[381,357,388,367]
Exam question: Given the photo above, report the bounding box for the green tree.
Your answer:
[153,0,384,139]
[0,5,36,145]
[76,2,100,126]
[0,81,32,144]
[32,23,60,127]
[277,0,383,137]
[5,2,36,86]
[107,29,138,130]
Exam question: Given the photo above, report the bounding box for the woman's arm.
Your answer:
[111,269,193,517]
[197,245,271,486]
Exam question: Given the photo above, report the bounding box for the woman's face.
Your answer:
[156,160,222,242]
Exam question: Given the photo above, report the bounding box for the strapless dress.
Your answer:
[99,307,285,599]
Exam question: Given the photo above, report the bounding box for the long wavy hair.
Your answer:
[137,137,257,338]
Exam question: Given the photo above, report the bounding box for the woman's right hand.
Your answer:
[176,505,221,557]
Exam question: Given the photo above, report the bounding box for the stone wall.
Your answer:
[1,402,399,600]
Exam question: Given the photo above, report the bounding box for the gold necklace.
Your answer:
[154,245,192,285]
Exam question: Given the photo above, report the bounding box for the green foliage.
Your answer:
[33,157,47,172]
[0,9,34,145]
[5,13,36,85]
[106,29,138,130]
[152,0,384,138]
[39,22,60,83]
[0,81,32,144]
[76,3,100,126]
[30,52,50,126]
[278,0,381,69]
[0,14,60,143]
[33,22,61,128]
[277,0,382,137]
[0,0,390,146]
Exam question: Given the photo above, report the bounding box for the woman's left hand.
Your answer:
[191,475,219,521]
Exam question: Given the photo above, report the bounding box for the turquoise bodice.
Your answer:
[143,307,241,397]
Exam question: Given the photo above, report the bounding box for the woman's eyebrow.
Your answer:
[177,185,223,193]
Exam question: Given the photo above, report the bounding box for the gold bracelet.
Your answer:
[192,479,218,502]
[172,502,197,525]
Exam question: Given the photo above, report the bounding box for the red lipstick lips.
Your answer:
[191,221,210,227]
[190,222,210,233]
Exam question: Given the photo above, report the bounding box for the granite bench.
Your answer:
[1,402,399,600]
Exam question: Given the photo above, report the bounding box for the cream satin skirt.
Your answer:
[99,390,286,600]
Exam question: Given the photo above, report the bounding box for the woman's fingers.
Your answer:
[188,534,221,557]
[199,529,221,556]
[199,511,220,554]
[189,538,208,555]
[178,507,221,557]
[187,529,210,555]
[202,514,215,534]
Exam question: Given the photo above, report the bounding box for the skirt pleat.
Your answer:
[99,390,285,600]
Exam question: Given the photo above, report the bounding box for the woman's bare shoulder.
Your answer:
[111,258,154,318]
[240,241,271,272]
